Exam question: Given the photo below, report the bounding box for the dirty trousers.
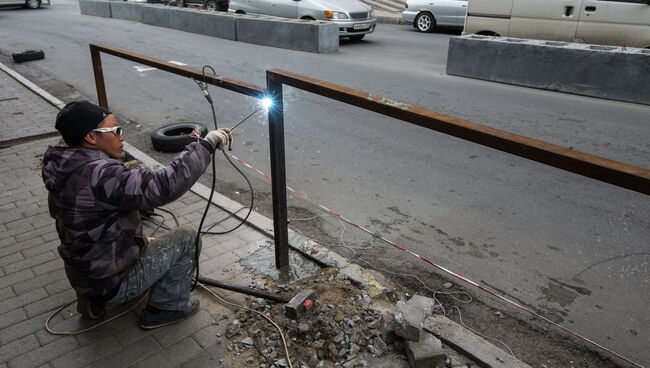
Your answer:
[107,224,201,311]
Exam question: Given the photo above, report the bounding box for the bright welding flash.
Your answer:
[261,97,273,110]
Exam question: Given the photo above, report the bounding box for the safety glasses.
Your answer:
[92,126,123,136]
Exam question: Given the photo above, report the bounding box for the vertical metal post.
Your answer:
[89,46,108,108]
[266,73,290,271]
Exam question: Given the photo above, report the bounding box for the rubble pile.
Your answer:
[223,268,478,368]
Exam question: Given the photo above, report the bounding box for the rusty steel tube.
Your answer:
[267,68,650,196]
[197,276,291,303]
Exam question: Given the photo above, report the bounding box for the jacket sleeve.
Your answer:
[92,141,215,210]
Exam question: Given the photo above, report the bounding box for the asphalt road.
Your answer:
[1,1,648,365]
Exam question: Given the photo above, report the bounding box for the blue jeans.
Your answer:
[107,224,200,311]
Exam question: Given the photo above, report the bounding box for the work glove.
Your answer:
[204,128,232,151]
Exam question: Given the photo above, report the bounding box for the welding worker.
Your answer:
[42,100,231,329]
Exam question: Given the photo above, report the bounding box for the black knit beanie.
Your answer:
[55,101,112,146]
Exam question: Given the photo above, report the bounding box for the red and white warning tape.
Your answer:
[227,154,644,368]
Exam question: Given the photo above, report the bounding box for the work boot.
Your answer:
[140,298,200,330]
[76,295,106,320]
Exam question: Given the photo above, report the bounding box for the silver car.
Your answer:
[0,0,49,8]
[229,0,377,40]
[402,0,466,33]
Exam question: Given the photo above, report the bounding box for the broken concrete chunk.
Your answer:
[406,295,436,316]
[380,310,396,344]
[405,333,446,368]
[395,295,437,342]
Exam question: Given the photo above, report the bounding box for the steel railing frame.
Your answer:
[266,68,650,196]
[89,44,650,273]
[89,43,291,271]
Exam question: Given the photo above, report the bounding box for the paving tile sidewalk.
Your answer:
[0,64,281,368]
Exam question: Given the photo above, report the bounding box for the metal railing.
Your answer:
[90,44,650,273]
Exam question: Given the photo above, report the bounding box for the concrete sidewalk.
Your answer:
[0,63,289,368]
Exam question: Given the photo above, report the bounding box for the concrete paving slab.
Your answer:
[424,314,533,368]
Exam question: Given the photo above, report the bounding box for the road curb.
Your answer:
[0,61,67,110]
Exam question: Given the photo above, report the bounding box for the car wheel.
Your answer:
[25,0,40,8]
[415,12,435,33]
[150,122,208,153]
[349,35,365,41]
[12,50,45,63]
[203,0,218,11]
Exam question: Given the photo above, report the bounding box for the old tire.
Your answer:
[12,50,45,63]
[415,12,435,33]
[150,122,208,153]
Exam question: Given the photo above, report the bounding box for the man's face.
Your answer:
[91,114,123,159]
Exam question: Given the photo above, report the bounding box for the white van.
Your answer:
[463,0,650,48]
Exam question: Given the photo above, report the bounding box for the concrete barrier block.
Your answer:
[140,5,178,29]
[446,35,650,106]
[236,15,338,53]
[140,6,236,40]
[79,0,112,18]
[110,1,143,22]
[178,8,237,41]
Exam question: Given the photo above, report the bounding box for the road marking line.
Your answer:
[134,61,187,73]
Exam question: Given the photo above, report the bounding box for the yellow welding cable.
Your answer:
[44,292,149,335]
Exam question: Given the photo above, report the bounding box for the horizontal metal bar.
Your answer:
[267,68,650,196]
[197,276,291,303]
[90,44,266,99]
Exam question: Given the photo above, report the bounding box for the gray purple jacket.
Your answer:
[42,141,214,301]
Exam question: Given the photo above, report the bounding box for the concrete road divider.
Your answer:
[109,1,144,22]
[79,0,338,53]
[236,14,338,53]
[446,35,650,106]
[79,0,112,18]
[139,5,237,40]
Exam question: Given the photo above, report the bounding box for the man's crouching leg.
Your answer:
[107,224,202,330]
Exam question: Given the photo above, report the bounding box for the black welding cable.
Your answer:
[191,65,256,291]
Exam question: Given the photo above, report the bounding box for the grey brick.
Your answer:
[8,336,78,368]
[152,310,215,348]
[40,231,59,243]
[22,241,55,259]
[15,226,52,242]
[51,336,121,368]
[1,251,56,275]
[32,259,63,276]
[0,252,24,267]
[0,236,42,257]
[0,288,47,315]
[179,342,227,368]
[0,307,26,330]
[3,223,34,239]
[92,336,161,368]
[45,279,72,296]
[24,289,75,318]
[0,335,40,362]
[12,268,65,295]
[0,315,48,345]
[0,286,15,300]
[0,269,34,290]
[133,336,202,368]
[0,237,17,249]
[191,321,227,348]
